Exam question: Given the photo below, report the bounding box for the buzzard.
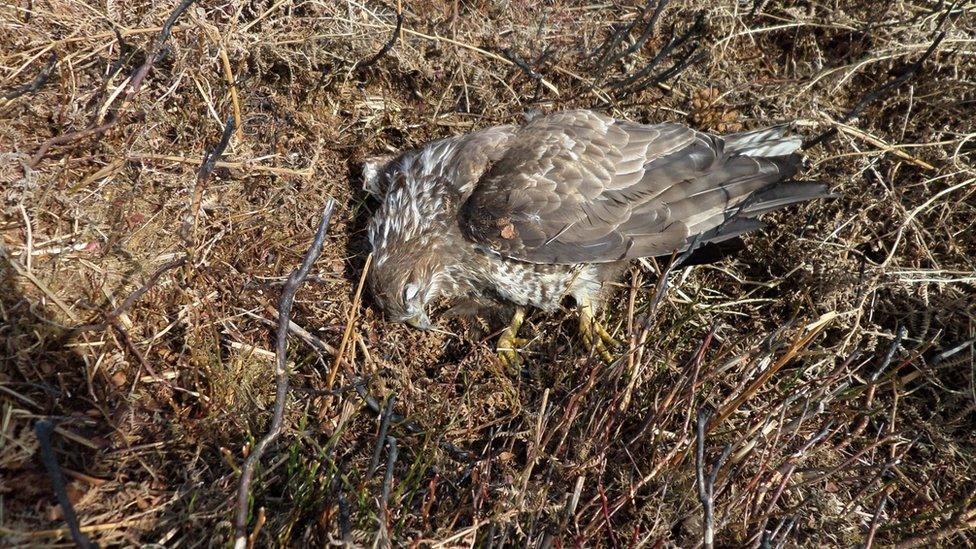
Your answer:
[364,110,827,364]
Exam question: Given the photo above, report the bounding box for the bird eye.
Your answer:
[404,283,420,302]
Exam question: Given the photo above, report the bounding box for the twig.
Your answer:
[127,153,314,178]
[598,483,620,548]
[327,253,372,389]
[592,0,668,80]
[108,318,166,385]
[894,507,976,548]
[72,257,187,333]
[864,486,892,549]
[803,29,947,150]
[35,420,96,549]
[501,48,542,80]
[368,394,397,481]
[696,409,733,549]
[372,434,398,548]
[380,436,398,518]
[1,52,58,101]
[233,199,336,549]
[30,0,197,167]
[183,116,236,242]
[354,6,403,72]
[609,11,705,91]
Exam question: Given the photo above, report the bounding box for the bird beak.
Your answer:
[405,313,432,331]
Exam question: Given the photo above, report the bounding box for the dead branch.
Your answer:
[380,436,398,521]
[29,0,196,167]
[183,116,236,242]
[696,408,733,549]
[609,11,705,91]
[894,507,976,548]
[502,48,543,81]
[233,198,336,549]
[354,6,403,72]
[2,52,58,101]
[35,420,96,549]
[759,515,797,549]
[591,0,668,80]
[368,393,397,481]
[803,29,948,150]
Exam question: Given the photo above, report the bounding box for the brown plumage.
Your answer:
[364,110,828,354]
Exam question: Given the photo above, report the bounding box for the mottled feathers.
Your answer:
[364,109,829,325]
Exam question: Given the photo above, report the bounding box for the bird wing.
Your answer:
[459,110,817,265]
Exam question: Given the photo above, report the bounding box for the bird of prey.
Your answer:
[363,110,827,365]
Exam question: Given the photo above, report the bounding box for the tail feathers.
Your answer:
[684,182,834,251]
[739,182,834,217]
[725,125,801,157]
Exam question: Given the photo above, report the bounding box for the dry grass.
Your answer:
[2,0,975,546]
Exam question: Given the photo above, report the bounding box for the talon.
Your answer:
[579,300,619,363]
[497,307,527,368]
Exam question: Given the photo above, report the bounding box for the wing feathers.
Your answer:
[459,111,823,264]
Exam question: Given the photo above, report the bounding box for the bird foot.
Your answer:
[497,307,528,369]
[579,302,620,363]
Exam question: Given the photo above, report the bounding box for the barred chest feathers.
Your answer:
[458,251,612,312]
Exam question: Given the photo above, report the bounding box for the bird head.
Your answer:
[367,244,448,331]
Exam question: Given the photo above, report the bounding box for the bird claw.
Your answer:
[498,337,530,369]
[496,308,527,369]
[579,302,620,364]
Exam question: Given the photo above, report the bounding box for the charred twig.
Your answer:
[355,7,403,72]
[502,48,543,80]
[368,393,397,481]
[873,326,906,381]
[803,29,947,150]
[233,199,336,549]
[336,473,352,542]
[352,379,472,463]
[696,408,733,549]
[609,11,705,91]
[35,420,96,549]
[373,435,398,547]
[619,0,669,60]
[380,436,398,517]
[760,515,797,549]
[30,0,196,167]
[2,52,58,101]
[592,0,668,80]
[183,116,236,242]
[643,48,707,87]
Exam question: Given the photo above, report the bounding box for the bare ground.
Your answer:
[1,0,975,546]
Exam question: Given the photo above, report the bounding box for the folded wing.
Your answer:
[459,110,826,264]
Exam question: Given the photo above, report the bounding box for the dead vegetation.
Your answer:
[1,0,975,546]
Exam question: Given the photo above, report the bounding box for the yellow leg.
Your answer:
[578,300,620,363]
[497,307,530,368]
